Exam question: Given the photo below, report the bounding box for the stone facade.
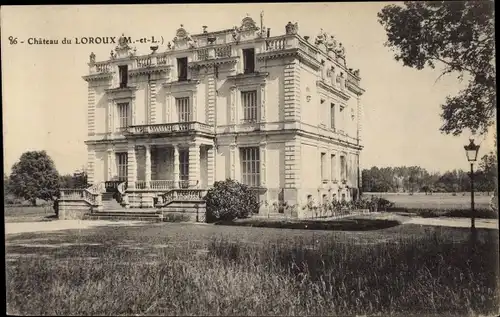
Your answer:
[83,16,365,217]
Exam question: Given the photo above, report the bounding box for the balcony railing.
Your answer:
[126,121,215,136]
[133,180,199,190]
[193,44,233,62]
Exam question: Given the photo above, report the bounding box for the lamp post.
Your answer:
[464,138,480,235]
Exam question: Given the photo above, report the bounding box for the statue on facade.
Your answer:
[232,26,241,43]
[325,35,337,52]
[240,15,258,32]
[110,50,115,59]
[167,42,172,50]
[336,42,346,58]
[89,52,96,65]
[314,28,327,46]
[353,69,360,77]
[326,66,334,78]
[285,21,298,35]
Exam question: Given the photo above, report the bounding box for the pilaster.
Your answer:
[259,141,267,187]
[87,86,96,135]
[173,144,180,188]
[192,91,198,122]
[284,139,301,188]
[107,100,114,134]
[145,144,152,188]
[260,83,266,122]
[229,143,237,180]
[230,86,236,125]
[87,148,95,185]
[283,61,301,121]
[207,145,215,186]
[165,94,171,123]
[150,81,157,124]
[188,142,200,185]
[207,75,216,125]
[106,148,114,180]
[127,144,137,189]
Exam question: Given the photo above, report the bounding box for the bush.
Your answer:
[205,179,260,223]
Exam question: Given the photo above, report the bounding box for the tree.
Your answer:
[378,1,495,136]
[477,152,497,193]
[9,151,61,205]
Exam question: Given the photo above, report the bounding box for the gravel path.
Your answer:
[5,220,147,235]
[4,216,498,236]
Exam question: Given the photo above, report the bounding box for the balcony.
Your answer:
[125,121,215,137]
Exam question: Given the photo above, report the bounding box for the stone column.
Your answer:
[127,144,137,189]
[230,86,237,125]
[207,145,215,187]
[188,142,201,187]
[87,148,95,185]
[173,144,180,188]
[145,144,152,189]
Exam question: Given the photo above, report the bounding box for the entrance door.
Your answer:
[116,153,128,182]
[179,149,189,188]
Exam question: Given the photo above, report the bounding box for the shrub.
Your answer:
[204,179,260,223]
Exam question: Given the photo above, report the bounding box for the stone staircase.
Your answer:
[101,192,123,210]
[84,192,161,221]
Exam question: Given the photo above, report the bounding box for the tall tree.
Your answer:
[9,151,60,205]
[378,1,495,136]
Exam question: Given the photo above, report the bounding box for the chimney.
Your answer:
[267,28,270,38]
[202,26,208,33]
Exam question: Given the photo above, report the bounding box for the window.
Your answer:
[330,103,336,130]
[116,153,128,182]
[176,97,191,122]
[241,90,258,122]
[243,48,255,74]
[118,65,128,88]
[241,147,260,187]
[179,149,189,187]
[320,152,326,181]
[320,99,326,126]
[331,154,336,181]
[117,102,130,129]
[177,57,188,81]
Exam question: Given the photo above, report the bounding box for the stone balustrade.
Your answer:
[126,121,215,136]
[59,188,99,205]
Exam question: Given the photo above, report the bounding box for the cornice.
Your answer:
[316,80,350,101]
[346,81,365,96]
[162,79,201,88]
[188,56,239,69]
[129,65,171,77]
[82,72,113,82]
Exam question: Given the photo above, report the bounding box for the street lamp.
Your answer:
[464,138,480,234]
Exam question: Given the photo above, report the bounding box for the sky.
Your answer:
[1,3,496,176]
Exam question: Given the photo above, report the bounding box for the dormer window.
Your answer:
[177,57,188,81]
[118,65,128,88]
[243,48,255,74]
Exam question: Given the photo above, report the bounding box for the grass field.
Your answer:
[6,222,500,316]
[4,205,56,223]
[365,192,492,210]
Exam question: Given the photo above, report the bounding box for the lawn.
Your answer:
[4,205,56,223]
[6,222,499,316]
[366,192,492,210]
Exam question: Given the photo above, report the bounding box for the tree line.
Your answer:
[361,152,497,194]
[4,150,89,206]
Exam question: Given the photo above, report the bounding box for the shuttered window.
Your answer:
[176,97,191,122]
[241,147,260,187]
[241,90,258,122]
